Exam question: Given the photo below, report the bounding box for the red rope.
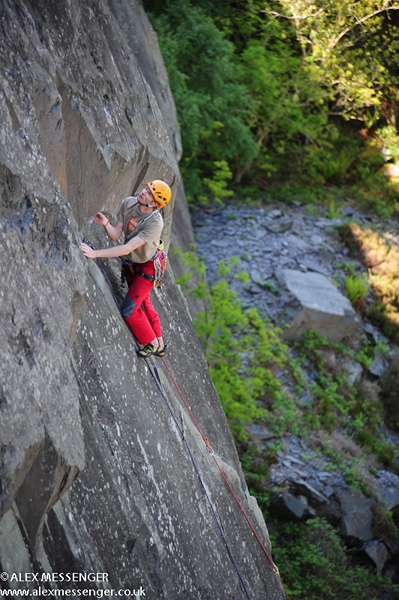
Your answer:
[161,357,290,599]
[162,358,207,441]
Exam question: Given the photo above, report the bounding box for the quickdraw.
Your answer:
[204,437,214,456]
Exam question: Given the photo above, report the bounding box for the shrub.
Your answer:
[373,505,399,538]
[174,250,294,440]
[271,518,399,600]
[345,274,370,311]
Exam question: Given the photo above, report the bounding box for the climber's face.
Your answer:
[137,185,156,207]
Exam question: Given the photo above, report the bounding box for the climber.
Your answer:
[81,180,172,358]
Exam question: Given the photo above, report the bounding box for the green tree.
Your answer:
[221,0,399,187]
[146,0,399,205]
[274,0,399,122]
[146,0,257,202]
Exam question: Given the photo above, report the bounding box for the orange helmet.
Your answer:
[147,180,172,209]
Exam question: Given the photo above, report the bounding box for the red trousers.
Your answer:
[121,260,162,345]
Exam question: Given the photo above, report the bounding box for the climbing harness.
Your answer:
[120,240,167,289]
[86,242,290,600]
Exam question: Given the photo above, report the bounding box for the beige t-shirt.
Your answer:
[117,195,163,264]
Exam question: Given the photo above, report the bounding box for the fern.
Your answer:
[345,274,370,306]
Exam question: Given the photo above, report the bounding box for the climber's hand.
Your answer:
[81,243,97,259]
[93,212,108,226]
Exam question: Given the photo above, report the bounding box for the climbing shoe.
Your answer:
[136,343,157,358]
[153,344,167,357]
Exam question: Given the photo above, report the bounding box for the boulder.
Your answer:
[336,488,374,543]
[270,492,316,521]
[345,359,364,384]
[296,256,330,275]
[362,541,390,574]
[368,349,390,378]
[275,269,360,342]
[375,470,399,510]
[265,216,293,234]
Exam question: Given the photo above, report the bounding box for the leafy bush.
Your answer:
[377,125,399,164]
[373,505,399,538]
[174,249,294,440]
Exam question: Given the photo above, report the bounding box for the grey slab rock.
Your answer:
[368,349,390,378]
[284,233,311,251]
[108,0,182,162]
[290,479,329,504]
[267,209,283,219]
[0,507,36,589]
[265,217,293,233]
[295,256,330,275]
[345,359,364,384]
[336,488,374,542]
[33,257,283,598]
[363,542,390,574]
[275,269,360,342]
[270,492,312,521]
[0,0,179,230]
[375,470,399,510]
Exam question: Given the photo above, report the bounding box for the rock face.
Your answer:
[0,1,284,597]
[105,0,197,283]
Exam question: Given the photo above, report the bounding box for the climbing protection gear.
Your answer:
[147,180,172,209]
[126,263,156,282]
[153,240,167,288]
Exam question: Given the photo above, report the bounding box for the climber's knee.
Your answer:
[121,295,137,318]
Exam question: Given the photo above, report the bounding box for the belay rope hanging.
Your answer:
[86,243,290,600]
